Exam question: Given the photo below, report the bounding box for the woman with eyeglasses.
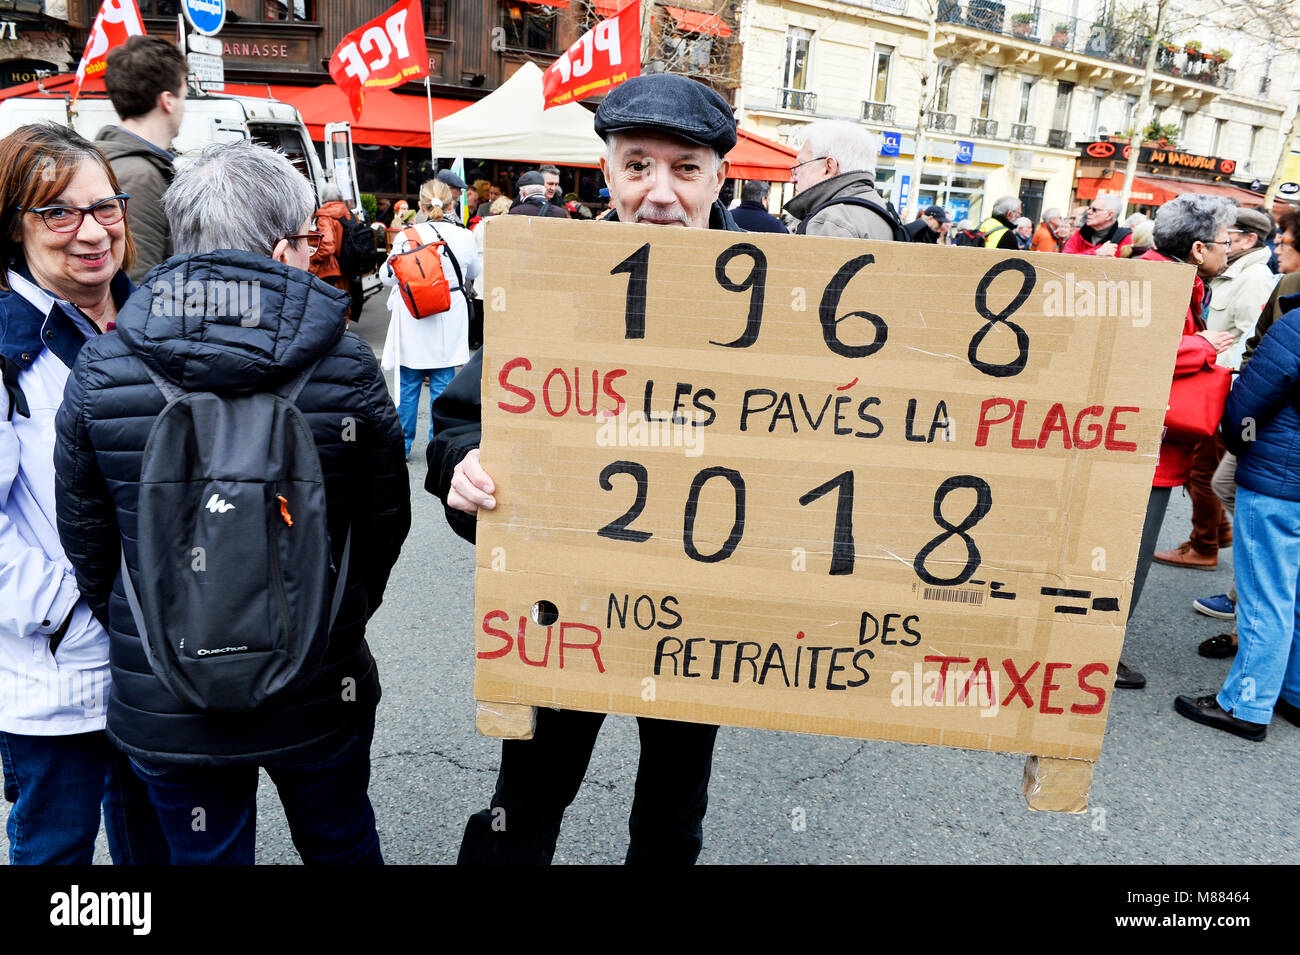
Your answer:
[0,123,167,863]
[1111,194,1237,692]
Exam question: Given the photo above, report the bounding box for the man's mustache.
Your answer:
[632,202,690,225]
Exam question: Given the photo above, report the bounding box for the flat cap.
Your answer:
[516,171,545,188]
[1235,206,1273,239]
[436,168,467,190]
[595,74,737,155]
[923,204,950,223]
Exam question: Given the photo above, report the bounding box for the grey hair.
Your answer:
[602,132,724,173]
[1090,193,1123,216]
[991,195,1020,218]
[1042,207,1062,222]
[1152,194,1238,260]
[1015,217,1032,229]
[319,182,344,204]
[1123,211,1149,229]
[520,183,547,198]
[165,141,315,257]
[800,120,877,176]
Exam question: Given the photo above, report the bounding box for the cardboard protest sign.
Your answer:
[472,216,1193,763]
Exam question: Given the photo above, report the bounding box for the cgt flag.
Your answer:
[72,0,146,101]
[329,0,428,121]
[541,0,640,110]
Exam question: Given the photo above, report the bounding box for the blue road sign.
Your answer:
[184,0,225,36]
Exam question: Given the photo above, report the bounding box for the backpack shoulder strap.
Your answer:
[1,355,29,420]
[795,196,906,240]
[143,365,185,403]
[427,224,473,310]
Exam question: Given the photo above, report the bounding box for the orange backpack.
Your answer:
[390,225,463,319]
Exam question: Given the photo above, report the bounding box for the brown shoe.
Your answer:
[1153,541,1217,570]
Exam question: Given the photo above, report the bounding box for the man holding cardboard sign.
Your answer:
[429,74,741,864]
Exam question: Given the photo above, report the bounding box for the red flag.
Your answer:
[72,0,146,101]
[329,0,428,121]
[542,0,640,110]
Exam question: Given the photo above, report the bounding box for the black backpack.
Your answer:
[953,227,988,247]
[336,210,382,277]
[795,195,909,242]
[120,363,351,713]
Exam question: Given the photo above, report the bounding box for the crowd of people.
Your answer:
[1,56,1299,868]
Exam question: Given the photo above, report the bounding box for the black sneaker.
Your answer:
[1115,661,1146,689]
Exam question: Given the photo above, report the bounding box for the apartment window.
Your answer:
[1180,110,1193,140]
[426,0,448,36]
[1052,81,1073,130]
[501,1,556,52]
[979,70,997,120]
[1250,125,1262,161]
[872,45,894,103]
[1018,79,1034,125]
[935,63,954,112]
[1123,95,1137,132]
[1087,91,1105,138]
[1210,118,1226,155]
[784,27,813,91]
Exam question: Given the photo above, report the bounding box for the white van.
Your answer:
[0,87,360,210]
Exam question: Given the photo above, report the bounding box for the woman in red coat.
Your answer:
[1119,195,1237,688]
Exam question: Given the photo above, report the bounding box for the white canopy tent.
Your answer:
[434,61,606,166]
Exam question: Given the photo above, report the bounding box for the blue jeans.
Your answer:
[129,715,382,865]
[398,365,456,456]
[1217,486,1300,724]
[0,730,170,865]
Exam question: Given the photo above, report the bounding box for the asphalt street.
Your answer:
[5,287,1297,866]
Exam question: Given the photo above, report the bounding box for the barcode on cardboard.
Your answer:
[922,587,984,605]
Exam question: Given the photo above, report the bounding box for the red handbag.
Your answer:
[1164,363,1232,444]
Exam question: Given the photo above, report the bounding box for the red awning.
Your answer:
[593,0,620,14]
[278,84,471,148]
[519,0,570,7]
[725,128,796,182]
[1078,170,1270,208]
[0,72,96,99]
[664,5,732,36]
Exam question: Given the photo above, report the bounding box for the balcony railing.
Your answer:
[971,117,998,138]
[780,88,817,112]
[924,2,1245,95]
[1046,128,1072,149]
[1010,123,1036,143]
[927,111,957,132]
[861,101,896,124]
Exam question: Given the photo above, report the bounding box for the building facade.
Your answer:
[738,0,1299,223]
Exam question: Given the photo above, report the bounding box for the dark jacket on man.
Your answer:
[783,171,897,241]
[507,195,569,219]
[730,200,788,234]
[54,251,410,765]
[95,126,175,284]
[904,218,940,243]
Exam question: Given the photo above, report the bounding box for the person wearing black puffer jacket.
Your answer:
[53,141,410,865]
